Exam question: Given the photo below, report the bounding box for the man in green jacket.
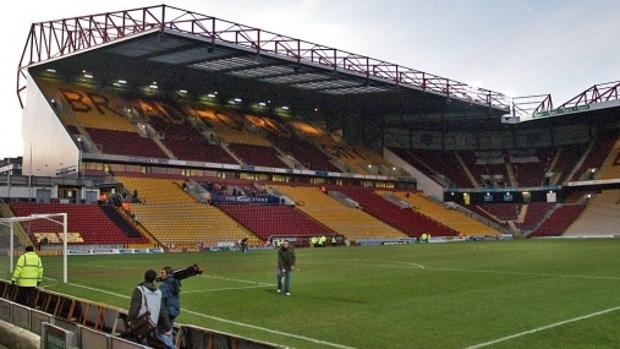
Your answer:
[12,246,43,307]
[277,240,296,296]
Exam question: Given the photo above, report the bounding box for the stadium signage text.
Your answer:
[533,105,589,118]
[211,194,281,204]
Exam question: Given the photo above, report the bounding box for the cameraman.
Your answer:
[159,266,181,326]
[128,269,175,349]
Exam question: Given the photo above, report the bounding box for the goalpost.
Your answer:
[0,213,68,283]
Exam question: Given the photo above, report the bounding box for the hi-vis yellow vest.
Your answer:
[12,252,43,287]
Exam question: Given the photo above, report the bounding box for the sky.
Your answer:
[1,0,618,158]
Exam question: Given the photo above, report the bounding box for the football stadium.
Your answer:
[1,4,619,349]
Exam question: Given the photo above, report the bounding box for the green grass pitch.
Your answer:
[20,239,620,348]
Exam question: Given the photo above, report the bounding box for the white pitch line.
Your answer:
[60,282,359,349]
[199,274,275,286]
[430,267,620,281]
[392,261,426,269]
[183,285,272,293]
[463,305,620,349]
[67,282,130,299]
[181,308,359,349]
[302,259,428,273]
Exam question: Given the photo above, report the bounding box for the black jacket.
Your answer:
[277,247,296,271]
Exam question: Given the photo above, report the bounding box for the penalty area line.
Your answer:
[462,305,620,349]
[62,282,359,349]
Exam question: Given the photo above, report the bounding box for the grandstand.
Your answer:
[0,3,615,253]
[0,4,618,349]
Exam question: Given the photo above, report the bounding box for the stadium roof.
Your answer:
[18,4,513,123]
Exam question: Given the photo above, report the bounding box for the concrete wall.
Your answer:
[384,147,444,201]
[0,319,40,349]
[22,73,79,177]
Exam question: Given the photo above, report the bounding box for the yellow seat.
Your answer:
[187,107,272,146]
[117,176,257,246]
[36,81,137,132]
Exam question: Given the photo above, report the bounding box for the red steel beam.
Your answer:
[17,4,510,110]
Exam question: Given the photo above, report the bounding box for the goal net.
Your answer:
[0,213,68,283]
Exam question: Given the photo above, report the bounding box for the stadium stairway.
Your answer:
[393,192,500,236]
[99,205,142,238]
[454,152,480,188]
[272,185,407,240]
[0,201,32,246]
[117,176,257,247]
[563,189,620,236]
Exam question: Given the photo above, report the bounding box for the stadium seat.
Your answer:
[389,148,474,188]
[9,202,148,245]
[37,81,137,132]
[571,134,617,181]
[393,192,499,236]
[86,128,168,158]
[333,186,458,237]
[598,137,620,180]
[144,111,239,164]
[529,205,585,237]
[188,108,272,146]
[117,176,257,246]
[227,143,289,168]
[272,185,407,240]
[217,204,335,240]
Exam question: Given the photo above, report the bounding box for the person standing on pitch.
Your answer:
[277,240,296,296]
[11,245,43,307]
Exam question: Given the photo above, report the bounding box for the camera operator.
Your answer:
[128,269,175,349]
[159,266,181,327]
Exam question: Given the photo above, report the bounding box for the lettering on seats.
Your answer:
[244,114,291,137]
[59,88,90,113]
[58,88,124,116]
[156,102,185,123]
[133,100,185,123]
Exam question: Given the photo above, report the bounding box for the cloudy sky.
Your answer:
[1,0,618,158]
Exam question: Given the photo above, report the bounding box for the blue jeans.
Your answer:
[138,331,175,349]
[277,269,291,292]
[159,332,176,349]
